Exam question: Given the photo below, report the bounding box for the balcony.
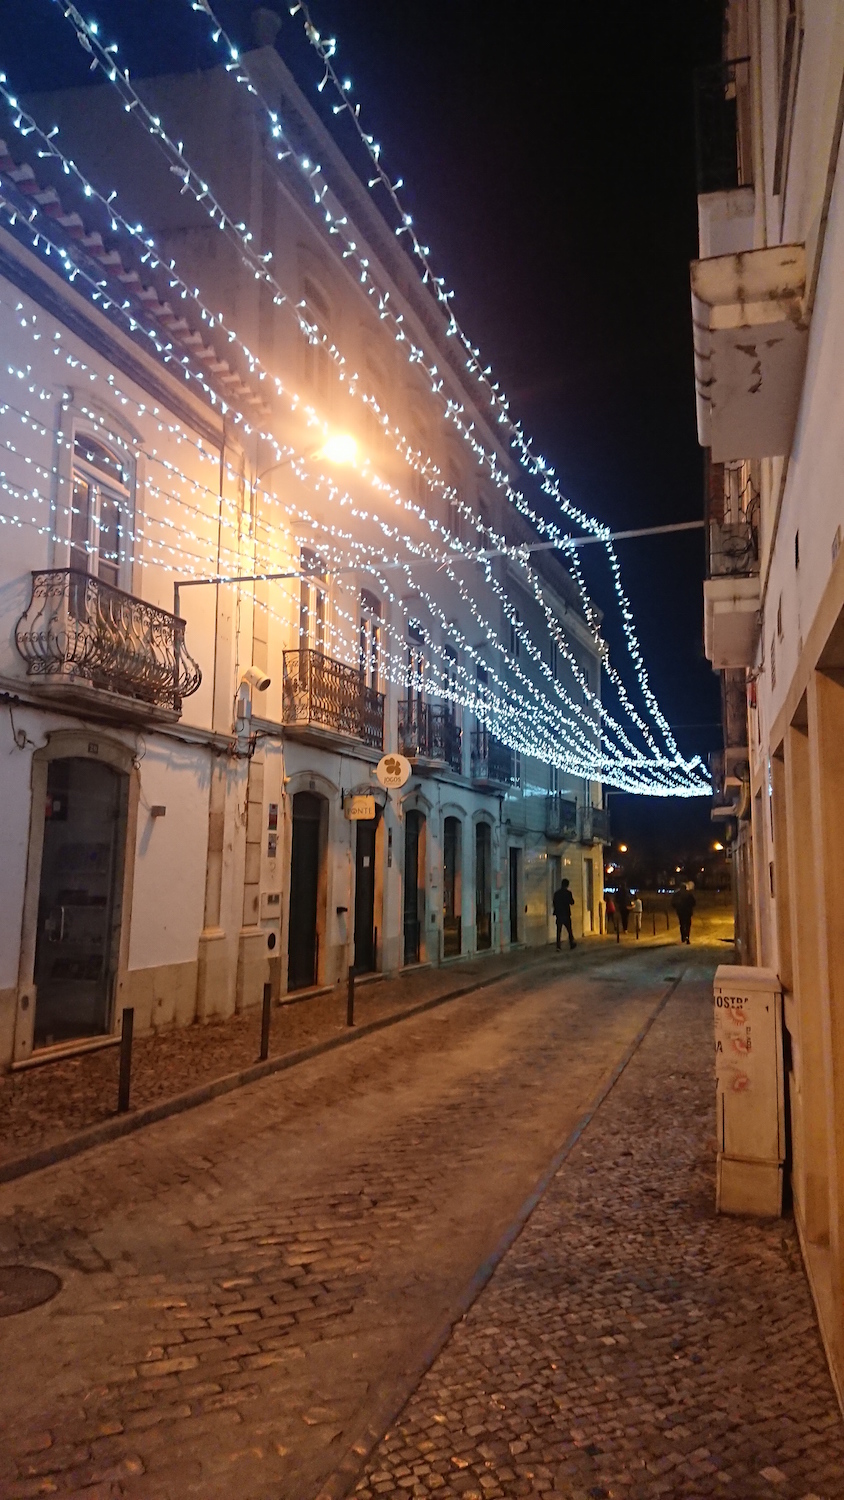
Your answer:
[722,668,749,769]
[15,568,201,717]
[470,728,514,786]
[580,806,611,845]
[703,461,761,668]
[691,243,808,461]
[282,649,384,750]
[694,59,755,260]
[398,700,462,773]
[546,794,578,841]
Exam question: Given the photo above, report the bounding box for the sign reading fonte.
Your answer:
[375,753,411,790]
[344,794,376,821]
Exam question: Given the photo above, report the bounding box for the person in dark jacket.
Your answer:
[672,881,696,944]
[552,879,577,950]
[617,881,632,933]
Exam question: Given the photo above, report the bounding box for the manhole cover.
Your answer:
[0,1265,61,1316]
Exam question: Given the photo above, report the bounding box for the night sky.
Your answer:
[3,0,725,873]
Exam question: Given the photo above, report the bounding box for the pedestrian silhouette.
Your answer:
[672,881,696,944]
[552,879,577,951]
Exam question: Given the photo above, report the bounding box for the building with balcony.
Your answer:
[689,0,844,1409]
[0,16,605,1077]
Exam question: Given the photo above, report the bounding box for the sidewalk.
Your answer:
[0,934,644,1170]
[351,955,844,1500]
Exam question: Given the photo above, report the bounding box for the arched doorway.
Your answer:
[33,756,129,1047]
[443,816,462,957]
[288,791,324,990]
[475,821,492,951]
[354,809,379,973]
[403,809,425,965]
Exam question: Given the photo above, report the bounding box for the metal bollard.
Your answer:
[117,1007,134,1114]
[260,981,272,1062]
[616,919,620,944]
[652,909,656,935]
[347,965,356,1027]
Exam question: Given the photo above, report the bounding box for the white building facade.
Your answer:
[0,40,607,1072]
[691,0,844,1404]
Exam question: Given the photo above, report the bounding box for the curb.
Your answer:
[0,940,671,1186]
[313,968,686,1500]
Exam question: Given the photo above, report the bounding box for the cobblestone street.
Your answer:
[1,935,842,1500]
[353,956,844,1500]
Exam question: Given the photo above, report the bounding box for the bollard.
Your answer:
[652,909,656,935]
[616,919,620,944]
[347,965,355,1027]
[117,1007,134,1114]
[666,909,670,931]
[260,981,272,1061]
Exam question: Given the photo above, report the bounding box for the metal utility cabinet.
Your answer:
[714,965,785,1217]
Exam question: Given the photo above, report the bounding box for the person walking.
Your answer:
[605,893,618,938]
[672,881,696,944]
[552,878,577,950]
[633,894,643,937]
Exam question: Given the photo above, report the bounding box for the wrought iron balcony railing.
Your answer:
[470,728,514,785]
[693,57,752,195]
[282,648,384,749]
[709,516,760,578]
[546,793,578,840]
[580,805,611,845]
[706,461,760,578]
[15,568,201,713]
[722,668,749,753]
[398,700,462,772]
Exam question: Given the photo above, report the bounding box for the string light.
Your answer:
[183,0,689,764]
[41,1,692,775]
[288,1,688,760]
[0,231,710,786]
[1,291,707,792]
[0,139,653,774]
[0,128,708,792]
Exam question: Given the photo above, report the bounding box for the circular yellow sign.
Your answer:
[375,753,412,789]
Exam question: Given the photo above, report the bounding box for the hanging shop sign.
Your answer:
[344,794,376,821]
[375,754,412,790]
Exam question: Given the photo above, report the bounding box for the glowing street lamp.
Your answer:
[319,432,358,465]
[618,843,628,854]
[713,841,724,851]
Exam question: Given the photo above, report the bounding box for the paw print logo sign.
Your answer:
[376,753,412,790]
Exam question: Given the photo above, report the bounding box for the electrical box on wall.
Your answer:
[714,965,785,1217]
[260,891,281,921]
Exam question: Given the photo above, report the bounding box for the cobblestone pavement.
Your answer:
[0,943,684,1500]
[0,940,565,1165]
[0,897,730,1169]
[352,957,844,1500]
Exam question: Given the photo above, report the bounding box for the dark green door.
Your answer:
[288,792,322,990]
[34,757,128,1047]
[403,810,422,964]
[354,817,377,972]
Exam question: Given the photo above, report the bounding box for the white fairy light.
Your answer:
[44,0,687,772]
[0,148,707,793]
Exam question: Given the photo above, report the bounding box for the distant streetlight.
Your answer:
[618,843,628,853]
[713,841,724,851]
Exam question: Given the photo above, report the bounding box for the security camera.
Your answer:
[240,665,271,692]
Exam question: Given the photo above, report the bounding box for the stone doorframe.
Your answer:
[12,728,140,1065]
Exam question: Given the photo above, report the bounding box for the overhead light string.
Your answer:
[45,0,687,765]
